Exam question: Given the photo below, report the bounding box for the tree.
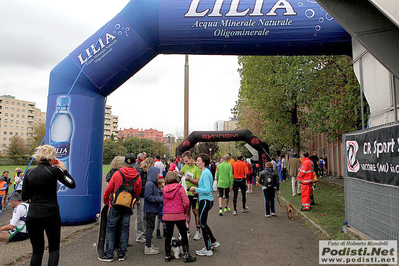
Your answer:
[235,56,316,153]
[192,142,219,159]
[234,55,367,153]
[303,56,368,141]
[6,136,29,164]
[103,139,127,164]
[29,121,46,151]
[235,141,252,158]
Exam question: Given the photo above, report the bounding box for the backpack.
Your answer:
[106,168,117,183]
[112,170,139,211]
[262,170,274,188]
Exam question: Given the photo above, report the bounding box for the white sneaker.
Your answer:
[196,247,213,256]
[242,207,249,213]
[233,210,237,216]
[193,229,202,240]
[271,213,276,216]
[265,214,271,217]
[144,246,160,255]
[151,244,160,250]
[210,241,220,249]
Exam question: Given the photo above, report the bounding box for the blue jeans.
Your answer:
[263,188,275,215]
[105,207,131,257]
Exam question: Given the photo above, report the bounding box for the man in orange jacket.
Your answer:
[232,154,249,215]
[297,152,314,211]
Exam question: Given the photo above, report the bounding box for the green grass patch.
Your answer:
[278,178,350,240]
[0,165,36,195]
[103,165,111,173]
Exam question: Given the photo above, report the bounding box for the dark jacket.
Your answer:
[144,167,163,213]
[22,162,76,218]
[259,168,279,191]
[137,167,148,198]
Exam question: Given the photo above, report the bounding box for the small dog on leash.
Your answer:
[171,237,183,259]
[285,204,294,220]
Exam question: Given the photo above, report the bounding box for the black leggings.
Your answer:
[198,200,216,250]
[26,213,61,266]
[233,179,247,210]
[164,220,188,255]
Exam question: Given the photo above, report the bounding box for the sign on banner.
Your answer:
[345,124,399,186]
[319,240,397,264]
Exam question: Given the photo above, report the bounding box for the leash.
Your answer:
[275,191,283,207]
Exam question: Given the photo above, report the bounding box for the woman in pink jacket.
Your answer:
[162,172,196,263]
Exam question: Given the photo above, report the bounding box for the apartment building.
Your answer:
[0,95,46,154]
[118,128,164,142]
[214,118,238,131]
[104,105,119,139]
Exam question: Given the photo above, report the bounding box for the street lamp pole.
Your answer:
[184,55,189,138]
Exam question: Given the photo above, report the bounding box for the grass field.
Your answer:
[276,177,350,240]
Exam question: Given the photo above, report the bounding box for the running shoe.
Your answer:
[144,246,160,255]
[98,254,113,262]
[151,244,160,251]
[210,241,221,249]
[233,210,237,216]
[196,247,213,256]
[271,213,276,216]
[117,253,126,261]
[193,229,202,240]
[265,214,271,218]
[224,207,231,212]
[219,209,223,216]
[242,207,249,213]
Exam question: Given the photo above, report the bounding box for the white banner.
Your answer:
[319,240,397,264]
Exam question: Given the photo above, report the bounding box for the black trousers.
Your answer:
[145,213,157,247]
[164,220,188,256]
[233,179,247,209]
[26,213,61,266]
[198,200,216,250]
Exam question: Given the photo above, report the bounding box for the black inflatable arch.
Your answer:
[176,130,269,168]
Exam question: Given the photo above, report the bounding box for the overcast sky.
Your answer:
[0,0,240,137]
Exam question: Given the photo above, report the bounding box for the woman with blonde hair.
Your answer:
[22,145,76,266]
[106,156,125,183]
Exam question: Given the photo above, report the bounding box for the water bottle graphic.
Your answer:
[50,96,73,192]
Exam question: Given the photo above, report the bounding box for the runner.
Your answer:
[179,151,202,240]
[215,154,233,216]
[232,154,249,215]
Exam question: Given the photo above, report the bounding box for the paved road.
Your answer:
[1,184,325,266]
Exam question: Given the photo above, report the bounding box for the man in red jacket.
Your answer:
[99,154,142,262]
[297,152,314,211]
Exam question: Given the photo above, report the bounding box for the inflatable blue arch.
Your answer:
[46,0,351,224]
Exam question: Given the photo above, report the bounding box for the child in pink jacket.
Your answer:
[162,172,196,263]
